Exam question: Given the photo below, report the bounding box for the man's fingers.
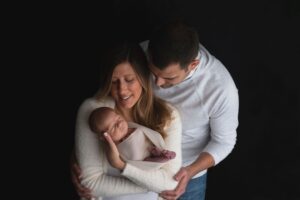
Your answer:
[70,152,93,199]
[72,163,82,177]
[160,195,176,200]
[160,191,179,200]
[71,162,82,182]
[172,175,187,199]
[160,191,176,196]
[71,163,92,198]
[160,167,188,199]
[161,175,186,199]
[78,187,92,198]
[71,169,81,186]
[174,168,186,181]
[73,174,91,195]
[75,180,92,198]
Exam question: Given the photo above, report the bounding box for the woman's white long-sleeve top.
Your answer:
[75,97,182,199]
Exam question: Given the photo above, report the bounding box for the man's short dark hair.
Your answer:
[148,20,199,70]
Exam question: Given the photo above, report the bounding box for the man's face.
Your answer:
[149,63,191,88]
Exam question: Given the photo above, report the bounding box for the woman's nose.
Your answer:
[118,82,128,94]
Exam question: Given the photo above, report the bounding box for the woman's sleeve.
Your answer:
[75,98,147,197]
[121,105,182,193]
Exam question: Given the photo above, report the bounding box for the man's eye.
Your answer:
[165,77,175,80]
[126,79,134,82]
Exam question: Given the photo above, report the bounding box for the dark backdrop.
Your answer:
[38,0,299,199]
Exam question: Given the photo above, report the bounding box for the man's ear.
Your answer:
[189,59,200,71]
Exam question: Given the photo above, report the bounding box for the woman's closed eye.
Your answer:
[125,78,134,83]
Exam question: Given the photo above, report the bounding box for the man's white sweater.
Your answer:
[142,42,239,178]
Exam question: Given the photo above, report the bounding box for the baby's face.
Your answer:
[102,111,128,142]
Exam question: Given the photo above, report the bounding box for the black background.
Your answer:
[23,0,299,199]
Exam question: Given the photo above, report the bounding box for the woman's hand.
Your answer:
[103,132,126,170]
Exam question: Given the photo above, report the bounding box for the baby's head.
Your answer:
[89,107,128,142]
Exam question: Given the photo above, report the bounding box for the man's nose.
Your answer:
[155,77,165,87]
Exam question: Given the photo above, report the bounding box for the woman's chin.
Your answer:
[118,100,135,109]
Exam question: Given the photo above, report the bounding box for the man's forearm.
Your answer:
[185,152,215,177]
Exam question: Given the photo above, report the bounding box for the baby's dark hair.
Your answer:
[89,107,115,134]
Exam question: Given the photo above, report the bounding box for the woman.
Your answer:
[74,41,182,200]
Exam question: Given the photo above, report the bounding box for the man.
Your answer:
[141,21,239,200]
[72,21,239,200]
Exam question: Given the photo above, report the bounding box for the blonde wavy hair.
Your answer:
[95,41,172,138]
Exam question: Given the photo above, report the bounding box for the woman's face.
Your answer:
[110,62,143,110]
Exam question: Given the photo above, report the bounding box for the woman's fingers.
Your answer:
[104,132,118,152]
[103,132,125,170]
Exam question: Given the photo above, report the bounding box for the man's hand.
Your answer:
[159,167,191,200]
[70,153,92,199]
[104,132,126,170]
